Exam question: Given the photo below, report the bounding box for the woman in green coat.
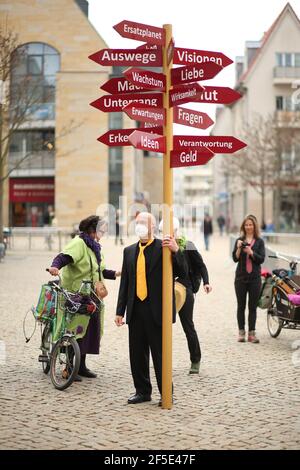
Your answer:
[49,215,120,380]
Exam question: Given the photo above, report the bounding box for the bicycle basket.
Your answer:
[33,284,57,322]
[64,293,97,316]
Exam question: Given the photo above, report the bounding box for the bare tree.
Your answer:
[0,23,80,243]
[222,113,300,229]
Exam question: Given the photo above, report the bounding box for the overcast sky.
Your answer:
[87,0,300,131]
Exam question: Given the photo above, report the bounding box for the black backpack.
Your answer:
[185,241,202,294]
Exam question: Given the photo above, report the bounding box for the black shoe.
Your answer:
[78,368,97,378]
[74,375,82,382]
[127,393,151,404]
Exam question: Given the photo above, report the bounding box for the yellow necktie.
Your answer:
[136,239,154,301]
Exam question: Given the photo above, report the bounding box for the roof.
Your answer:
[238,2,300,85]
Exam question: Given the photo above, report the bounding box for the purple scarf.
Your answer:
[79,232,101,265]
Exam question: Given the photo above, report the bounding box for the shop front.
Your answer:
[9,177,55,227]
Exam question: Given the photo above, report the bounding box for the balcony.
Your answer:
[276,111,300,127]
[273,66,300,84]
[8,151,55,177]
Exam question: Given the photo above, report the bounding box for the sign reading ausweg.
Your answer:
[89,48,162,67]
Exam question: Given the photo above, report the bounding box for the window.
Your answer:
[276,96,300,111]
[9,130,55,154]
[10,43,60,120]
[276,52,300,67]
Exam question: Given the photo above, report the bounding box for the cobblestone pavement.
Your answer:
[0,235,299,450]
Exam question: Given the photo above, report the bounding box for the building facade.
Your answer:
[212,3,300,232]
[1,0,162,228]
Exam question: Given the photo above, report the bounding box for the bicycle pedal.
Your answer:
[38,354,49,363]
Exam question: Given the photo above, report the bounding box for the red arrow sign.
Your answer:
[171,62,222,86]
[129,130,166,153]
[89,48,162,67]
[123,103,166,126]
[98,127,163,147]
[113,20,165,46]
[173,136,247,154]
[173,47,233,68]
[124,68,166,91]
[90,93,163,113]
[171,149,214,168]
[169,82,204,107]
[195,86,242,105]
[173,107,214,130]
[101,77,145,94]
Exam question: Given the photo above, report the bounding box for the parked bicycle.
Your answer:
[259,254,300,338]
[24,272,100,390]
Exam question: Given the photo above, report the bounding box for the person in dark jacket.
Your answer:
[232,214,265,343]
[160,217,212,375]
[115,212,187,405]
[203,213,213,250]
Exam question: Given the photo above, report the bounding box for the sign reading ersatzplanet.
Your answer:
[89,48,162,67]
[114,20,165,46]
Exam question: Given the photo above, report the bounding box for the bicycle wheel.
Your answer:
[50,335,80,391]
[267,308,283,338]
[40,323,51,374]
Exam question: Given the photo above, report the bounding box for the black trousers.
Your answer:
[128,298,162,396]
[234,278,261,331]
[178,288,201,363]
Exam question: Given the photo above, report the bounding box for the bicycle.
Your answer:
[25,273,99,390]
[265,254,300,338]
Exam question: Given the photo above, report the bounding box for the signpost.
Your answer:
[124,67,166,91]
[89,18,245,411]
[123,103,166,126]
[171,62,222,86]
[173,106,214,130]
[170,149,214,168]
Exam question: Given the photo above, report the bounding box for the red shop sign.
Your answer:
[9,177,55,203]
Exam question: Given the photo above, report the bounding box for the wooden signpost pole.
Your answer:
[162,24,173,410]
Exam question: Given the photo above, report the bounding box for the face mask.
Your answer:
[135,223,149,239]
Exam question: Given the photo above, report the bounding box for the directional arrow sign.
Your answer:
[169,82,204,107]
[129,130,166,153]
[124,68,166,91]
[101,77,145,94]
[171,62,222,86]
[90,92,163,113]
[89,48,162,67]
[173,106,214,130]
[173,136,247,154]
[113,20,165,46]
[98,127,163,147]
[123,103,166,126]
[170,149,214,168]
[173,47,233,68]
[195,86,242,105]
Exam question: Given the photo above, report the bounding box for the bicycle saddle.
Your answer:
[272,269,289,278]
